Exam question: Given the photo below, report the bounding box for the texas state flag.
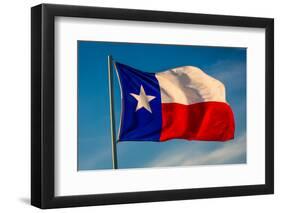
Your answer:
[114,62,235,142]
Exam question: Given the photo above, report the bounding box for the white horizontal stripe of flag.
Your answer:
[155,66,227,105]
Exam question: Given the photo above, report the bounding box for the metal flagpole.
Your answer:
[107,55,118,169]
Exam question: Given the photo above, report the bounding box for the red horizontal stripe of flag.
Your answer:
[160,102,235,142]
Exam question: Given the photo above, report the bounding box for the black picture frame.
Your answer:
[31,3,274,209]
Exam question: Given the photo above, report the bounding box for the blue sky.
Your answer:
[78,41,246,170]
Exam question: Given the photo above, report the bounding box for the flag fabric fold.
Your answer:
[114,62,235,142]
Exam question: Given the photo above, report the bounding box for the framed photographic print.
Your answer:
[31,3,274,209]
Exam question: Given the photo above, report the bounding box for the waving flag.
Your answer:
[115,62,235,142]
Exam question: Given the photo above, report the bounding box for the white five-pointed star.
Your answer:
[130,85,156,113]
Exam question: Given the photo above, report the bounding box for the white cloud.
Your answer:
[146,134,246,167]
[79,147,111,170]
